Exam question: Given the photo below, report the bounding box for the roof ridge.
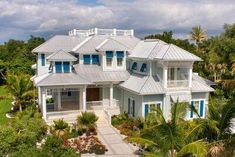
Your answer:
[72,36,93,52]
[139,75,151,94]
[108,37,130,49]
[95,38,109,50]
[147,40,160,59]
[161,43,172,59]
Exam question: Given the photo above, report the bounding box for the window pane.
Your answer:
[63,62,70,73]
[131,62,137,70]
[83,55,90,64]
[117,58,123,66]
[150,104,155,112]
[106,51,113,58]
[55,62,62,73]
[140,63,147,72]
[41,54,45,66]
[116,51,124,58]
[92,55,99,64]
[106,58,112,66]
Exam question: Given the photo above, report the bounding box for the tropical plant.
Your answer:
[126,102,212,157]
[4,72,35,111]
[190,25,206,51]
[77,112,98,133]
[51,119,70,140]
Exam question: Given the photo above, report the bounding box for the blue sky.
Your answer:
[0,0,234,43]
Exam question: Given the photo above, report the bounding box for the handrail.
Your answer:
[68,28,134,37]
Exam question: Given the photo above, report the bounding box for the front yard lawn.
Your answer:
[0,86,12,125]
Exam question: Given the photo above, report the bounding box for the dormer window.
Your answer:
[140,63,147,72]
[106,51,113,67]
[116,51,124,66]
[55,62,70,73]
[63,62,70,73]
[55,62,62,73]
[131,62,137,70]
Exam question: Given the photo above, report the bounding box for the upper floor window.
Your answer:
[55,62,62,73]
[106,51,113,67]
[140,63,147,72]
[131,62,137,70]
[92,55,99,65]
[55,61,70,73]
[116,51,124,67]
[41,54,45,66]
[83,55,91,64]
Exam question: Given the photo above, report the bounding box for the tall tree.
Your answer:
[190,26,206,51]
[4,72,34,111]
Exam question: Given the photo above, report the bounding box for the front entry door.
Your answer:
[86,88,100,101]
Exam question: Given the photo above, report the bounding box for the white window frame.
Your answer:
[146,101,163,113]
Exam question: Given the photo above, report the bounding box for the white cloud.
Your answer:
[0,0,234,42]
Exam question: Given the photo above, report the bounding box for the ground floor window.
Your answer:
[190,99,205,118]
[144,102,162,117]
[128,98,135,117]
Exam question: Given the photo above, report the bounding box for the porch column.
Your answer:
[110,84,113,107]
[38,87,41,107]
[189,68,192,88]
[42,87,47,120]
[57,89,61,111]
[82,86,87,111]
[163,66,168,88]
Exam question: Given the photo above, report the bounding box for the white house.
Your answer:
[32,28,215,122]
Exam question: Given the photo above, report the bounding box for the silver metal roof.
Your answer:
[170,94,191,102]
[95,38,130,51]
[47,50,77,61]
[192,73,216,86]
[129,39,202,61]
[191,80,214,92]
[32,35,86,53]
[36,73,91,86]
[119,73,164,95]
[74,64,130,83]
[74,36,139,54]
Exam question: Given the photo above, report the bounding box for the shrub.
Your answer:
[40,136,79,157]
[111,112,129,126]
[77,112,98,134]
[90,143,106,155]
[51,119,70,140]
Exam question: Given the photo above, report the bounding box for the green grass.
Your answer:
[0,86,12,125]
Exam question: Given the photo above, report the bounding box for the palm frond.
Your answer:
[125,137,158,147]
[177,140,208,157]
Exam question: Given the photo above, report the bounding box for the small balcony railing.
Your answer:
[167,80,189,88]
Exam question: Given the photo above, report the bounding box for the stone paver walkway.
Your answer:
[82,117,139,157]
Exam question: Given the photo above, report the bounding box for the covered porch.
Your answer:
[38,84,119,120]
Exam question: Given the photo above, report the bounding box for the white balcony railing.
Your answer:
[167,80,189,88]
[68,28,134,37]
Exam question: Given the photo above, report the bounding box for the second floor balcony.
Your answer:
[167,80,189,88]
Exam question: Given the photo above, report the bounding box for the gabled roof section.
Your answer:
[95,38,130,51]
[32,35,86,54]
[47,50,77,61]
[129,39,202,61]
[119,73,164,95]
[73,35,140,54]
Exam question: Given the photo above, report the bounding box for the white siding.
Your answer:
[102,51,126,71]
[37,53,50,75]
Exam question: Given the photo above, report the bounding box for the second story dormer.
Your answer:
[47,50,77,73]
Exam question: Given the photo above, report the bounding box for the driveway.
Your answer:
[82,117,139,157]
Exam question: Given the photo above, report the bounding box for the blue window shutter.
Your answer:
[106,51,113,58]
[132,100,135,117]
[92,55,99,64]
[116,51,124,58]
[83,55,91,64]
[41,54,45,66]
[55,62,62,73]
[145,104,149,117]
[200,100,204,117]
[190,101,194,118]
[128,98,131,115]
[63,62,70,73]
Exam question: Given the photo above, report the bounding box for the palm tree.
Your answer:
[127,102,212,157]
[51,119,70,140]
[4,72,34,112]
[190,26,206,51]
